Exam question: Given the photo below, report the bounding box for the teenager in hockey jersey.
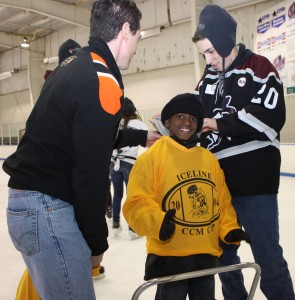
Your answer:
[123,93,251,300]
[192,4,295,300]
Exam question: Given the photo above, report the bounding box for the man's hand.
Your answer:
[91,254,104,268]
[201,118,218,133]
[146,131,161,147]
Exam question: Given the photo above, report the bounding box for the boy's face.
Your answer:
[164,113,198,141]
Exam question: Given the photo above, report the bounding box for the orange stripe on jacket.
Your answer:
[90,52,107,67]
[99,76,122,115]
[91,52,122,115]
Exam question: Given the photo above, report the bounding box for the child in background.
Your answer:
[123,93,251,300]
[110,97,148,239]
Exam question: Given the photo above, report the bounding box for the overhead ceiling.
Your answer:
[0,0,269,54]
[0,0,94,54]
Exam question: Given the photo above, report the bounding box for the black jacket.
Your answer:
[3,37,146,255]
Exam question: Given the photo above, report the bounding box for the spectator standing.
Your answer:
[110,97,148,239]
[43,39,81,80]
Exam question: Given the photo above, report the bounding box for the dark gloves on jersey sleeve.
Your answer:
[159,209,176,241]
[224,229,251,244]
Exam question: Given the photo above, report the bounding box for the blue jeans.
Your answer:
[219,194,295,300]
[110,161,133,223]
[6,189,95,300]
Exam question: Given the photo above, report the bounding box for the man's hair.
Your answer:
[90,0,142,42]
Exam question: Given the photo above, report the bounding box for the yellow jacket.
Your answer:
[123,136,240,257]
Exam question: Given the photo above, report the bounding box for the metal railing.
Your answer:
[0,123,22,145]
[132,262,261,300]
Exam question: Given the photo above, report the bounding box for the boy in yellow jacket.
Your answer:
[123,93,250,300]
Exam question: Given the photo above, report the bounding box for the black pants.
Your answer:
[145,254,218,300]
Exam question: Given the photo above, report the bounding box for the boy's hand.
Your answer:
[159,209,176,241]
[224,229,251,244]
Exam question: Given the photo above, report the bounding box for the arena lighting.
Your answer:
[21,37,30,48]
[141,26,161,39]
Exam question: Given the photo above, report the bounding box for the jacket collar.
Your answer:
[86,36,124,90]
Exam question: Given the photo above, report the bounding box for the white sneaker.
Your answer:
[113,227,122,237]
[113,221,122,238]
[129,230,141,240]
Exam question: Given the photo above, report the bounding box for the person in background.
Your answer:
[43,39,82,80]
[106,176,113,219]
[192,4,294,300]
[110,97,148,239]
[123,93,251,300]
[3,1,143,299]
[58,39,82,64]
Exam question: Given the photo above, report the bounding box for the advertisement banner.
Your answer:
[254,1,295,94]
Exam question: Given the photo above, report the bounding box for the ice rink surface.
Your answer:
[0,144,294,300]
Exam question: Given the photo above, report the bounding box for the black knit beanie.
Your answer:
[58,39,81,63]
[161,93,204,132]
[194,5,237,58]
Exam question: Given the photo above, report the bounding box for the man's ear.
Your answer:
[122,22,130,42]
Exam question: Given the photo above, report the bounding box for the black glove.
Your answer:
[224,229,251,244]
[159,209,176,241]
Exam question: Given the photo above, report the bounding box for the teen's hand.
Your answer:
[201,118,218,133]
